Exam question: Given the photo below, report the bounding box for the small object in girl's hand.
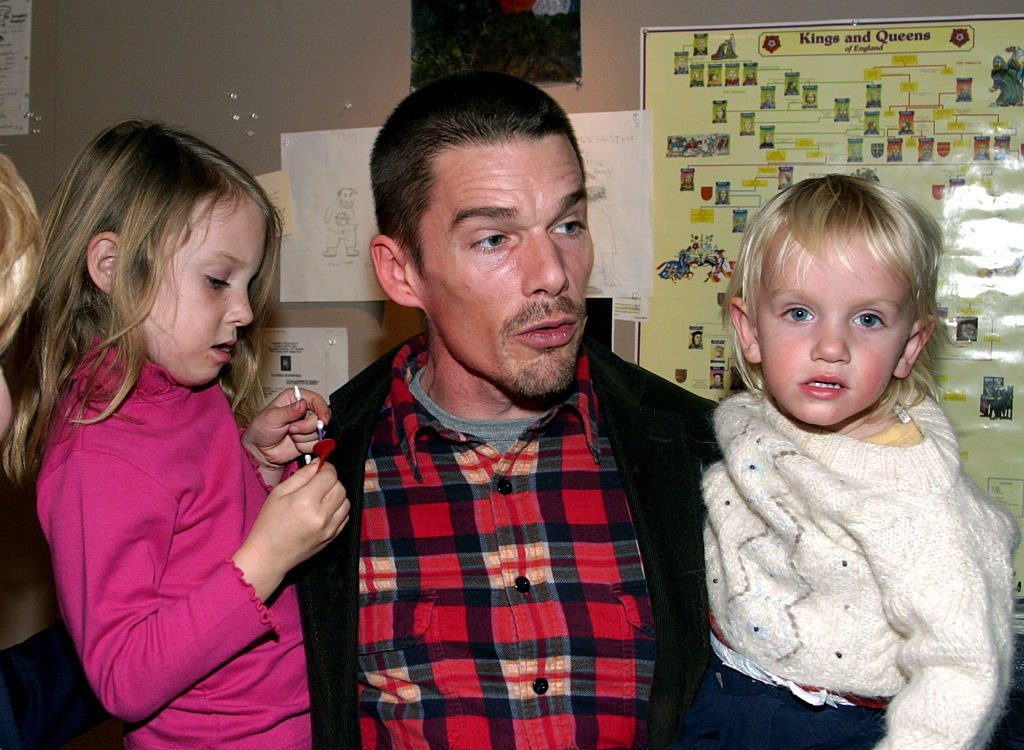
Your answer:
[312,438,336,473]
[293,385,302,403]
[316,419,325,442]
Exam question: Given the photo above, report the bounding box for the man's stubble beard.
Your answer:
[498,296,588,400]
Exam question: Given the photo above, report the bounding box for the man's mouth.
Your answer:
[503,298,588,349]
[516,319,578,349]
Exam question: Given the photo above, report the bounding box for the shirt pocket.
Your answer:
[611,581,656,639]
[359,589,437,653]
[357,590,440,705]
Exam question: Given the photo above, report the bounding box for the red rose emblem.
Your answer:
[762,35,781,54]
[949,28,970,48]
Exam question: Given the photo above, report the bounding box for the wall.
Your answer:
[2,2,1019,746]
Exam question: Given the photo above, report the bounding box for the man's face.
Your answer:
[401,135,593,419]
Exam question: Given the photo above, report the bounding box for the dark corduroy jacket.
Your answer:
[297,337,720,749]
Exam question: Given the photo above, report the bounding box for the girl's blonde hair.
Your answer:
[4,120,281,485]
[726,174,941,414]
[0,153,41,354]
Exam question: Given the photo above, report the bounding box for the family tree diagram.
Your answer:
[642,16,1024,567]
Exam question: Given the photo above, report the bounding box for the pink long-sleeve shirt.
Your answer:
[37,360,311,748]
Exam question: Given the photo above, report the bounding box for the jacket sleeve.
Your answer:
[38,450,275,722]
[0,620,107,750]
[585,340,719,749]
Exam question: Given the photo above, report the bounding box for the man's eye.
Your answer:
[555,220,584,235]
[475,235,505,250]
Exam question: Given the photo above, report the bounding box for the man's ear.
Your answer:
[729,297,763,364]
[86,232,120,294]
[894,316,934,379]
[370,234,425,310]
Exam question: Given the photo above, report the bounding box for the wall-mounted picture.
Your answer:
[411,0,581,86]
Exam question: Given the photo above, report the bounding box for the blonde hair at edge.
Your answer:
[0,152,41,354]
[726,174,942,416]
[2,121,281,486]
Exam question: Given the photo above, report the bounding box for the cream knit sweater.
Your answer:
[704,392,1019,749]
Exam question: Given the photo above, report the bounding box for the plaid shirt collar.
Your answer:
[387,333,602,480]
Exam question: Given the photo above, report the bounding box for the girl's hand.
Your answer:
[231,458,349,600]
[242,387,331,483]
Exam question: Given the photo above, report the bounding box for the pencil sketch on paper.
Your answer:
[323,187,359,258]
[584,160,620,295]
[570,109,653,301]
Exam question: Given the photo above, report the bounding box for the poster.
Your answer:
[259,327,348,404]
[255,170,295,236]
[573,110,653,302]
[0,0,31,135]
[279,127,381,302]
[642,17,1024,577]
[411,0,581,86]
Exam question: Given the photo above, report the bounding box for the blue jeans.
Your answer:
[670,649,885,749]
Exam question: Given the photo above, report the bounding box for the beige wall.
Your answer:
[7,1,1021,389]
[2,2,1019,746]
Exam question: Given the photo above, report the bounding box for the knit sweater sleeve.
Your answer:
[849,476,1016,750]
[38,449,275,722]
[808,405,1018,750]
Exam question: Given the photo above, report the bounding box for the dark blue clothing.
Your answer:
[0,620,107,750]
[671,648,885,750]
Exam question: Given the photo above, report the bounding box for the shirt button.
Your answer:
[532,677,549,695]
[496,478,513,495]
[514,576,531,594]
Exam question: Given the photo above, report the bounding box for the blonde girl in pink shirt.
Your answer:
[5,121,349,748]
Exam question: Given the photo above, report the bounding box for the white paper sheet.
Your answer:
[0,0,31,136]
[255,170,295,236]
[280,128,381,301]
[572,110,654,302]
[259,327,348,404]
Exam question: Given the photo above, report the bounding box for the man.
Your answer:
[298,70,719,749]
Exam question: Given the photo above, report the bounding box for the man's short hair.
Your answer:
[370,70,583,270]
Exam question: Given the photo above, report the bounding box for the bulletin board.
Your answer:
[641,16,1024,578]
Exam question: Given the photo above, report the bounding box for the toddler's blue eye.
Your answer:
[856,313,882,328]
[785,307,810,322]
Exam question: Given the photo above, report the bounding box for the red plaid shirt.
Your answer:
[357,337,655,749]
